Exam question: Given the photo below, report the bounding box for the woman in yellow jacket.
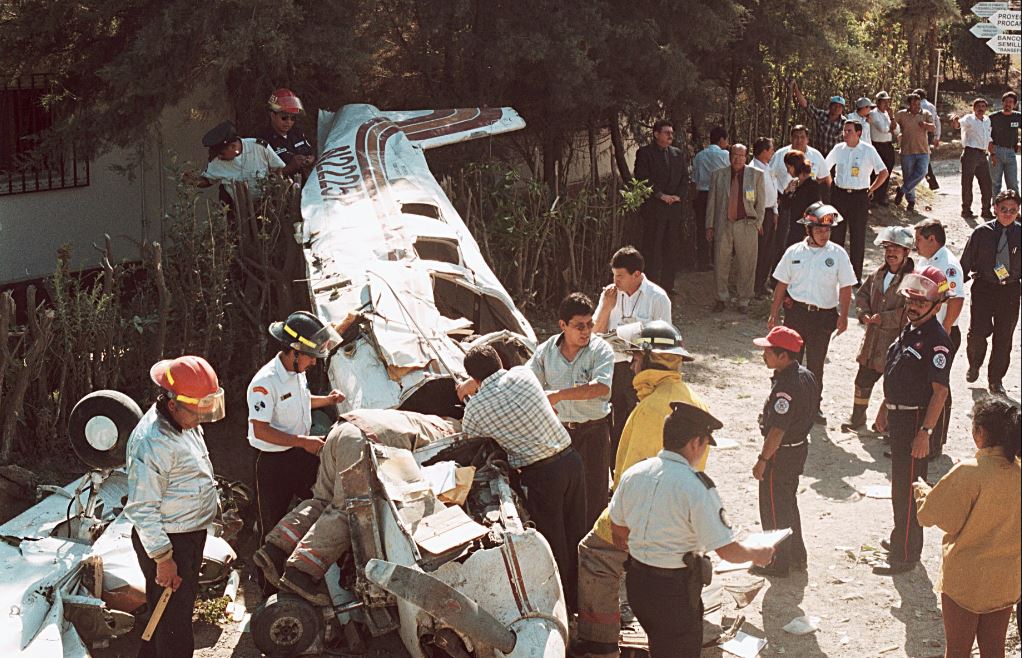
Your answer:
[914,396,1021,658]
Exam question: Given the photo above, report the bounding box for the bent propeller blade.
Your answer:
[364,558,517,653]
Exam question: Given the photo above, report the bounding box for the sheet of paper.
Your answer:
[419,461,458,495]
[743,528,793,549]
[715,559,753,573]
[782,615,821,635]
[720,630,767,657]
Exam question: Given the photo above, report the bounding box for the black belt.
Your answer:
[520,446,573,470]
[629,559,690,575]
[834,186,868,194]
[974,277,1020,287]
[964,146,987,152]
[562,415,610,431]
[789,298,837,313]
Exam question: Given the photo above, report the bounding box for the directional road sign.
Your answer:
[971,22,1003,38]
[971,1,1008,17]
[989,9,1021,31]
[987,32,1021,54]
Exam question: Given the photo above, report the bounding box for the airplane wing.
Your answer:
[380,108,526,150]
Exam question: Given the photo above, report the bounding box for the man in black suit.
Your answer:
[634,120,686,295]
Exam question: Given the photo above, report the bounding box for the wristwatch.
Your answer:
[920,426,933,436]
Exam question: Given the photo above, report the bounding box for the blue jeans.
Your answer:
[991,146,1019,196]
[900,153,930,203]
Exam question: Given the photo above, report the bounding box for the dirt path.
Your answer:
[186,153,1020,658]
[675,153,1021,658]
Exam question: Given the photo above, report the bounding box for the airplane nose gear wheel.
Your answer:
[251,593,321,657]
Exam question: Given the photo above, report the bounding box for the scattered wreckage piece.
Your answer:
[0,390,243,655]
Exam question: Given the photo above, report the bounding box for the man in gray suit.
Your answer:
[706,144,766,313]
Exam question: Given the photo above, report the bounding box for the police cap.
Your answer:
[202,121,239,148]
[665,402,723,446]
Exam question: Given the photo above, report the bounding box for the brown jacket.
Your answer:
[854,259,914,372]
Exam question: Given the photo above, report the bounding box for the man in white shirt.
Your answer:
[751,137,781,298]
[914,88,943,192]
[951,98,994,219]
[914,219,965,456]
[868,91,899,205]
[847,97,874,145]
[247,311,344,552]
[770,124,832,193]
[825,121,889,282]
[191,120,301,206]
[768,203,857,423]
[594,246,672,454]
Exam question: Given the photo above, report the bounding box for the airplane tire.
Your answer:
[67,390,142,470]
[251,593,321,657]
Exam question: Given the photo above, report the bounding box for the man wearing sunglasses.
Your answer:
[124,355,226,657]
[262,88,315,170]
[247,311,345,563]
[528,292,615,531]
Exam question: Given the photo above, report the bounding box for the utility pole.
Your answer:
[933,47,943,110]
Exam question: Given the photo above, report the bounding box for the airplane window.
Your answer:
[413,238,460,265]
[431,276,524,335]
[401,203,443,220]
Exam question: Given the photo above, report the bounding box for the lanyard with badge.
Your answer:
[619,290,643,324]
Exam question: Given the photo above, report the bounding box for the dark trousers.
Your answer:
[830,187,869,282]
[626,561,702,658]
[520,447,586,611]
[132,529,206,658]
[255,447,319,539]
[693,191,713,269]
[781,200,804,250]
[854,364,882,393]
[610,361,637,461]
[967,280,1021,386]
[640,207,682,293]
[758,442,808,571]
[873,142,896,202]
[755,208,780,293]
[961,147,993,215]
[888,409,929,564]
[566,417,612,531]
[782,302,838,396]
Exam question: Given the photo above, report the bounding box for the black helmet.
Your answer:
[622,320,694,361]
[269,311,342,358]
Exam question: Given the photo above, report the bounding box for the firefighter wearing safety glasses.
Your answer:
[247,311,345,551]
[124,355,227,657]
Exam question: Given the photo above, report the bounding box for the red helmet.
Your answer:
[150,356,225,422]
[898,265,950,303]
[268,88,304,114]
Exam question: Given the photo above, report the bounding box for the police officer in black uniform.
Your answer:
[751,326,819,577]
[872,266,953,575]
[262,88,315,170]
[961,189,1022,396]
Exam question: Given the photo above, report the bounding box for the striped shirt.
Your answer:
[808,105,846,155]
[528,334,614,422]
[461,367,572,468]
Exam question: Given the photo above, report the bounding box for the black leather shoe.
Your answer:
[962,210,976,219]
[990,382,1007,395]
[966,367,979,383]
[894,186,904,205]
[906,201,915,213]
[253,544,287,588]
[880,539,891,552]
[872,560,918,575]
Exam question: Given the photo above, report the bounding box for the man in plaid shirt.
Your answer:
[793,81,847,157]
[459,345,586,610]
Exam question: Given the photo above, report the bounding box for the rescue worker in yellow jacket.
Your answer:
[572,320,708,658]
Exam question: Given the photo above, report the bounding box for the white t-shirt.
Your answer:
[749,157,778,212]
[594,275,672,332]
[773,239,858,309]
[846,112,872,145]
[826,142,887,190]
[246,354,313,452]
[203,138,286,202]
[916,246,965,327]
[869,108,897,144]
[959,114,992,151]
[769,144,829,193]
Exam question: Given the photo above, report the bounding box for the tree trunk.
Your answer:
[608,112,632,181]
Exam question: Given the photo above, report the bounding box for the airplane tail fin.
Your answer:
[382,108,525,149]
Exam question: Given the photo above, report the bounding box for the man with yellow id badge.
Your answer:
[825,120,888,284]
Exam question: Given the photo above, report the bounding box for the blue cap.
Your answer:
[829,96,846,106]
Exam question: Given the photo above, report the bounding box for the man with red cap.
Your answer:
[261,88,315,170]
[124,355,226,657]
[872,266,953,575]
[751,326,819,577]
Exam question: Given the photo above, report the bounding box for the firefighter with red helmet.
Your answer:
[262,88,315,169]
[124,355,226,656]
[871,265,954,575]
